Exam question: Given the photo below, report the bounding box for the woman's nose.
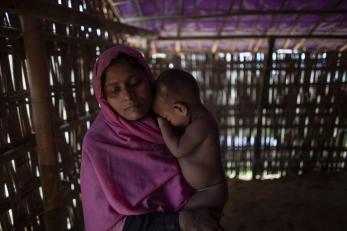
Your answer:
[121,86,134,100]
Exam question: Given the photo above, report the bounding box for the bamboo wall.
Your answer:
[150,51,347,180]
[0,0,122,230]
[1,2,347,230]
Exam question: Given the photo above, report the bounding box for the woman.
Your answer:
[80,45,223,231]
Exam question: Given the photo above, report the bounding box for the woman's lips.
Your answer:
[124,104,141,112]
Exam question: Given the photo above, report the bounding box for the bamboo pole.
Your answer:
[253,37,275,179]
[20,16,63,231]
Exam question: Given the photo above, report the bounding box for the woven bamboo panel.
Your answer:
[149,51,347,180]
[1,15,44,231]
[0,0,125,229]
[262,52,347,177]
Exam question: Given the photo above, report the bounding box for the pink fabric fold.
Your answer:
[80,45,192,231]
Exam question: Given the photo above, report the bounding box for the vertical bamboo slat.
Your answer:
[20,16,62,231]
[253,38,275,178]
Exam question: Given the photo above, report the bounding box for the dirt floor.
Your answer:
[221,172,347,231]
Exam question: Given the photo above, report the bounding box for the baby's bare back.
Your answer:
[178,114,225,190]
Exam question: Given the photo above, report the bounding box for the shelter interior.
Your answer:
[0,0,346,230]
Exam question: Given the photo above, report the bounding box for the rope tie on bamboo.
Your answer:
[37,164,59,172]
[22,24,42,36]
[35,164,62,217]
[34,137,56,152]
[12,24,42,40]
[30,98,53,103]
[36,204,61,218]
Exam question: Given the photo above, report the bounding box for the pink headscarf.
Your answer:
[80,45,192,231]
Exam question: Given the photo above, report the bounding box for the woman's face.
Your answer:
[103,62,152,120]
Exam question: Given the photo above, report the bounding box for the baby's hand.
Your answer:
[157,117,169,128]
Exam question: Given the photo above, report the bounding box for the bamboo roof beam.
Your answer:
[159,34,347,40]
[0,26,115,46]
[107,0,123,22]
[134,0,143,17]
[304,0,343,41]
[123,9,347,23]
[193,0,201,32]
[275,0,292,49]
[113,0,138,6]
[211,0,236,53]
[339,43,347,52]
[175,0,184,54]
[0,0,156,37]
[253,39,263,53]
[294,39,306,50]
[291,0,343,51]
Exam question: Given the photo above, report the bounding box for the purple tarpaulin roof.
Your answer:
[112,0,347,53]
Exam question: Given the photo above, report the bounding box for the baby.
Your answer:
[153,69,228,211]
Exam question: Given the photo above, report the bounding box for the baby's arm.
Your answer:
[157,117,209,158]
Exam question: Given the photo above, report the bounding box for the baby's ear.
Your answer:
[173,102,188,116]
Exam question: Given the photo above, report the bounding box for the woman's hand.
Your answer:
[179,208,224,231]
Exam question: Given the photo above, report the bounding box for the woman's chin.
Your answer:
[122,109,147,121]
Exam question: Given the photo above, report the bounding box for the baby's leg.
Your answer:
[184,181,228,211]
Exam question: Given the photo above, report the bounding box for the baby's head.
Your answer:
[153,69,201,127]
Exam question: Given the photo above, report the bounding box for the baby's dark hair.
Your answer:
[102,52,145,89]
[155,69,201,105]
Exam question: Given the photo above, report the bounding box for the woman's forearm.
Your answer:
[123,209,224,231]
[123,212,179,231]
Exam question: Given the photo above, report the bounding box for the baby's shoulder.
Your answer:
[195,113,218,127]
[190,114,218,134]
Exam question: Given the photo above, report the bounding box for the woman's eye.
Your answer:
[111,86,120,94]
